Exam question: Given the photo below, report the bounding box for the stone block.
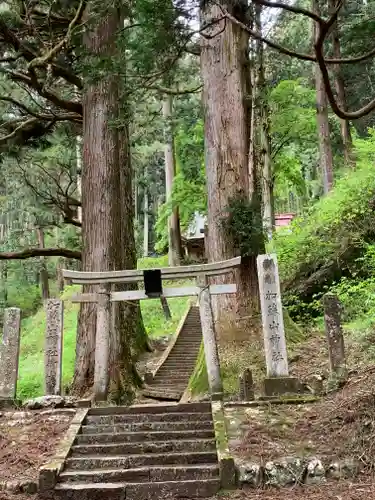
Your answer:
[238,462,263,487]
[304,458,326,485]
[220,456,236,489]
[0,398,21,410]
[0,308,21,399]
[327,458,360,479]
[306,374,324,395]
[264,458,305,487]
[39,466,58,492]
[263,376,302,397]
[21,481,38,494]
[239,368,254,401]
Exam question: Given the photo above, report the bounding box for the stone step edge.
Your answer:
[72,437,216,451]
[141,390,181,401]
[59,464,219,479]
[67,451,218,462]
[85,411,214,421]
[81,419,213,430]
[76,429,214,440]
[88,402,210,416]
[55,478,220,490]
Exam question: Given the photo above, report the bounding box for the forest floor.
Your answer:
[0,408,73,487]
[223,323,375,469]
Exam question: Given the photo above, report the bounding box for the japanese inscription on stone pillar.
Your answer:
[257,254,289,377]
[0,308,21,399]
[45,299,63,395]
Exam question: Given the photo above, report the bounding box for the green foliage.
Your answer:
[329,244,375,322]
[276,133,375,318]
[221,195,265,257]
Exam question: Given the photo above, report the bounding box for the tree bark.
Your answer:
[36,226,50,300]
[143,171,149,258]
[163,94,183,266]
[200,0,262,333]
[328,0,354,167]
[255,3,274,239]
[76,134,83,222]
[72,5,145,400]
[312,0,334,194]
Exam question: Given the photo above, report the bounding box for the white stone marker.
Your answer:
[257,254,289,377]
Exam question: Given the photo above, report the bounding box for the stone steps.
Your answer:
[59,464,219,483]
[143,305,203,401]
[55,402,220,499]
[55,478,220,500]
[76,429,214,444]
[88,402,207,415]
[85,411,211,425]
[81,419,214,434]
[71,438,216,456]
[66,452,218,470]
[141,389,184,401]
[153,373,193,381]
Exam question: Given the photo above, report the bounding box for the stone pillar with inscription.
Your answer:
[323,293,347,381]
[45,299,64,395]
[257,254,301,397]
[0,308,21,403]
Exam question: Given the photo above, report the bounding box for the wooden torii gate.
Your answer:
[63,256,241,401]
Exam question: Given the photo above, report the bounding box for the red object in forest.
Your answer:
[275,213,295,228]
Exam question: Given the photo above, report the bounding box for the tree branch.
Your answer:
[0,248,81,260]
[217,4,375,66]
[147,84,202,95]
[0,96,81,122]
[314,22,375,118]
[28,0,86,70]
[63,215,82,227]
[0,16,82,89]
[253,0,322,23]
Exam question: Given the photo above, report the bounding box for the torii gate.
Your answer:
[63,256,241,401]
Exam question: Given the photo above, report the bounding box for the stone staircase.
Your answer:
[143,305,202,401]
[54,402,220,500]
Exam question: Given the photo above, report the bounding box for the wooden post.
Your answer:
[198,276,223,398]
[93,286,110,401]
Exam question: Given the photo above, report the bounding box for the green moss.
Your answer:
[283,307,306,344]
[188,341,209,395]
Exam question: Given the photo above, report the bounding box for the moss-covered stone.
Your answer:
[283,308,306,344]
[211,401,236,489]
[188,342,209,396]
[263,377,303,397]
